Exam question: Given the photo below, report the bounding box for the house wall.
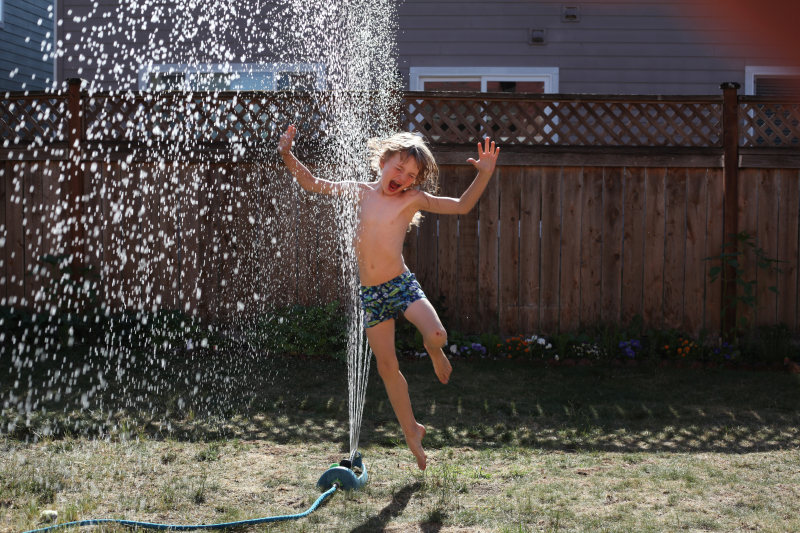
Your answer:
[396,0,792,94]
[44,0,800,94]
[0,0,55,91]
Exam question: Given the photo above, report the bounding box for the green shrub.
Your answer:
[737,324,795,365]
[245,302,349,360]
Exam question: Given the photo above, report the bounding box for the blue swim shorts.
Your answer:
[359,271,427,328]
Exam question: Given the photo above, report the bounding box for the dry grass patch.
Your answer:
[2,359,800,531]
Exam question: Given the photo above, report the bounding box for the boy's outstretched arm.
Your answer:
[420,137,500,215]
[278,124,355,195]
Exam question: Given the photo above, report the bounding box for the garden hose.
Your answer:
[21,484,338,532]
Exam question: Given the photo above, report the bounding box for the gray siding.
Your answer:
[1,0,55,91]
[53,0,796,94]
[397,0,790,94]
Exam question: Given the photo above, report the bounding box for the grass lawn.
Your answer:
[2,353,800,532]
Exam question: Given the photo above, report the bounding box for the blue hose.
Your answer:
[22,484,338,532]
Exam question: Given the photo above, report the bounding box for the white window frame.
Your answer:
[409,67,559,93]
[138,62,326,91]
[744,65,800,95]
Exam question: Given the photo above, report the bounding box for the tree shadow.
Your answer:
[3,353,800,455]
[349,481,421,533]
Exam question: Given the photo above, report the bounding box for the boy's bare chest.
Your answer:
[358,192,414,229]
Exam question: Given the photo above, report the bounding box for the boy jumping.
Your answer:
[278,125,499,469]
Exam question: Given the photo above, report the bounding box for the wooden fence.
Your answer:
[406,164,800,336]
[2,81,799,335]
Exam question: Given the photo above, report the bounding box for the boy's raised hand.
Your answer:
[467,136,500,175]
[278,124,296,156]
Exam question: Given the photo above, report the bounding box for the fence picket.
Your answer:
[602,168,624,324]
[179,164,201,316]
[756,169,779,325]
[737,168,759,329]
[100,163,120,308]
[580,167,603,326]
[5,163,25,307]
[315,195,342,307]
[48,160,67,288]
[559,168,582,332]
[296,180,318,307]
[621,167,646,325]
[478,168,499,331]
[417,200,439,303]
[778,169,799,330]
[519,166,541,333]
[23,163,43,308]
[264,165,292,310]
[195,165,219,318]
[439,166,461,329]
[643,168,667,328]
[664,167,687,330]
[704,167,725,334]
[684,168,709,334]
[83,163,103,294]
[161,164,180,311]
[457,167,480,331]
[540,167,562,332]
[143,164,167,311]
[499,166,521,333]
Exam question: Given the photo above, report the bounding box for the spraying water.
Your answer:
[1,0,400,456]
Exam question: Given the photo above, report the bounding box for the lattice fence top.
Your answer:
[739,101,800,147]
[83,92,330,147]
[402,93,722,148]
[4,90,800,154]
[0,94,69,145]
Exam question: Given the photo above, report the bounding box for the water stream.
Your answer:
[2,0,400,457]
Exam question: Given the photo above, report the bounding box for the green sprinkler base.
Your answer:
[317,451,368,491]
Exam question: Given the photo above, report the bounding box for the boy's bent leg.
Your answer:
[403,298,452,384]
[365,319,427,470]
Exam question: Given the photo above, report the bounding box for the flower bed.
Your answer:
[399,323,800,373]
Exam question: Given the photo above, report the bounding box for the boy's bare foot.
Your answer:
[405,423,427,470]
[427,346,452,384]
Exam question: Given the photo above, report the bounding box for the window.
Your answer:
[409,67,559,93]
[0,0,4,27]
[745,66,800,96]
[139,63,325,91]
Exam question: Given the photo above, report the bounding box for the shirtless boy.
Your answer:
[278,125,499,469]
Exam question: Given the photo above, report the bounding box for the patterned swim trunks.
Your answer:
[360,271,427,328]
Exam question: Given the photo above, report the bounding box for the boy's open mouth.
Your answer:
[388,180,401,192]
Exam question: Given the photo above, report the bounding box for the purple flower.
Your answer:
[624,347,635,358]
[619,339,640,358]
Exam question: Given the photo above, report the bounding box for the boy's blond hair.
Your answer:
[368,132,439,194]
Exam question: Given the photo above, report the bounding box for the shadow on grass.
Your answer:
[350,482,421,533]
[2,350,799,454]
[420,509,446,533]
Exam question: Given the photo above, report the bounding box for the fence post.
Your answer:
[67,78,85,270]
[720,81,740,337]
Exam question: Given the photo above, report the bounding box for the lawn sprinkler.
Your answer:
[317,451,368,491]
